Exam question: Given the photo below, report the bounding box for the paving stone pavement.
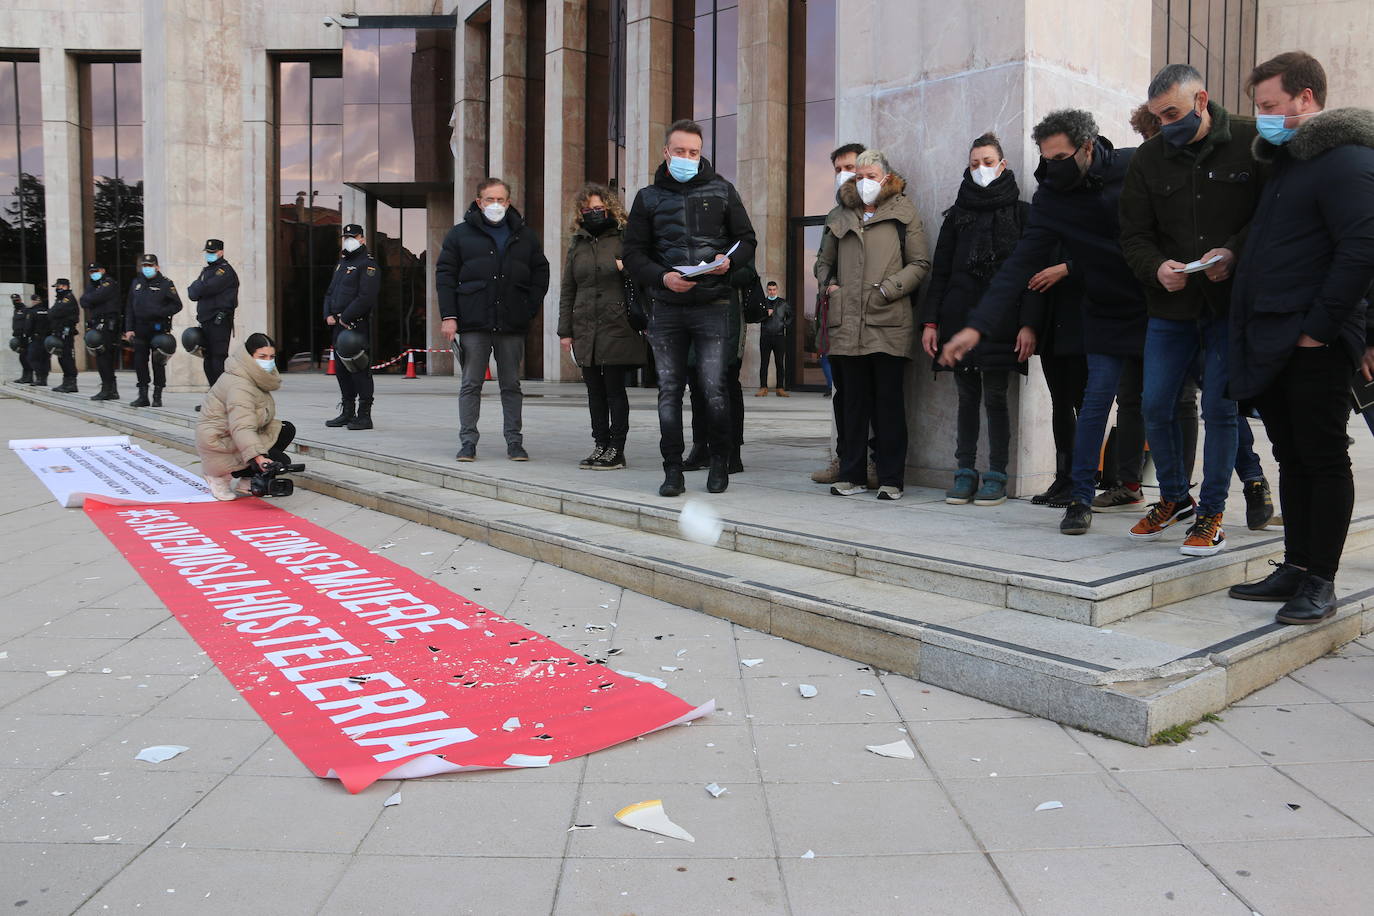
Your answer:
[2,397,1373,916]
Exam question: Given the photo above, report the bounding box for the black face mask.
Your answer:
[1038,149,1087,192]
[1160,109,1203,148]
[582,210,612,234]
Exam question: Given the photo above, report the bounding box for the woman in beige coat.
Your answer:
[195,332,295,500]
[814,148,930,500]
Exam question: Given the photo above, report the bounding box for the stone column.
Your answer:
[140,0,246,392]
[426,189,456,375]
[237,39,274,354]
[543,0,589,381]
[624,0,674,199]
[735,0,789,390]
[40,48,83,316]
[489,0,528,202]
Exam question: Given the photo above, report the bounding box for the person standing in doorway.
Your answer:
[756,281,792,396]
[322,224,379,430]
[187,238,240,386]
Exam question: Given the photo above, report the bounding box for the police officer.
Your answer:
[81,261,123,401]
[10,293,33,384]
[322,223,379,430]
[123,253,182,407]
[187,238,239,385]
[48,278,81,392]
[21,292,52,387]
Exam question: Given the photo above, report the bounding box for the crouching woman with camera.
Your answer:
[196,333,295,501]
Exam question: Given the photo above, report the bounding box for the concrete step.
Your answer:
[7,380,1371,746]
[11,379,1367,629]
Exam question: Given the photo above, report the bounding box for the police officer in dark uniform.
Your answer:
[81,261,123,401]
[48,278,81,392]
[186,238,239,385]
[10,293,33,384]
[123,253,182,407]
[322,223,380,430]
[21,292,52,387]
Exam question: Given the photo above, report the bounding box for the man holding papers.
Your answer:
[623,118,757,497]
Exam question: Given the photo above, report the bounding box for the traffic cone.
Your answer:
[403,349,418,379]
[326,348,336,376]
[485,361,492,381]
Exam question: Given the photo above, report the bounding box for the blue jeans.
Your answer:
[1235,415,1264,483]
[1072,353,1137,506]
[820,354,833,391]
[1142,316,1237,516]
[646,301,730,465]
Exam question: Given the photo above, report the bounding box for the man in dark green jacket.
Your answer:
[1119,63,1265,558]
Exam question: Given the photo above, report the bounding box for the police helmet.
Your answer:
[334,329,370,373]
[83,329,107,353]
[149,332,178,365]
[8,336,20,353]
[44,334,64,356]
[181,326,207,357]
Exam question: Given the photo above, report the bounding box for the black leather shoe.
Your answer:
[706,456,729,493]
[1059,501,1092,535]
[728,448,743,474]
[659,468,685,498]
[1229,561,1305,602]
[1276,575,1337,625]
[682,445,708,471]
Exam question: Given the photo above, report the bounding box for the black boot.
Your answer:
[12,371,32,384]
[31,372,48,386]
[347,398,373,430]
[1032,451,1073,506]
[130,386,150,408]
[90,384,109,401]
[150,386,163,408]
[729,446,743,475]
[1229,561,1306,602]
[1275,575,1337,625]
[53,376,78,393]
[659,464,685,497]
[325,399,355,428]
[682,443,709,471]
[107,382,119,401]
[707,456,729,493]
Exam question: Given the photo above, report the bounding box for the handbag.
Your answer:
[623,272,649,332]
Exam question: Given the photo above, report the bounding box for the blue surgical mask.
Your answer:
[255,358,277,373]
[89,272,102,282]
[205,252,219,263]
[141,266,156,279]
[667,156,699,183]
[1256,113,1298,145]
[766,294,777,301]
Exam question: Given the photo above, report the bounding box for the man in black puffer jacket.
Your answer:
[1226,51,1374,625]
[622,118,757,497]
[436,177,550,463]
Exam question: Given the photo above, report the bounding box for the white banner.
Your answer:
[9,436,215,507]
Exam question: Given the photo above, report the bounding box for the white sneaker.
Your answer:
[830,481,865,496]
[206,475,236,501]
[877,485,904,501]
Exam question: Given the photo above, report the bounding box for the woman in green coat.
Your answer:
[558,183,647,469]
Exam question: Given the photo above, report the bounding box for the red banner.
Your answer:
[85,499,711,792]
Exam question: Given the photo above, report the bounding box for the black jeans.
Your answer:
[24,338,50,378]
[1110,356,1147,486]
[130,319,168,389]
[230,421,297,478]
[690,360,743,449]
[1040,353,1086,457]
[202,318,233,386]
[758,333,786,388]
[332,324,374,401]
[1254,346,1355,580]
[646,301,730,465]
[953,370,1010,473]
[583,364,633,449]
[830,353,907,488]
[55,336,77,380]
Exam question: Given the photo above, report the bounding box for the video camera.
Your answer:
[249,459,305,498]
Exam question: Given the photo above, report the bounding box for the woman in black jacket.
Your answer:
[922,133,1040,506]
[558,183,646,470]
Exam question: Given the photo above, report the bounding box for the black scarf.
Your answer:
[950,169,1023,281]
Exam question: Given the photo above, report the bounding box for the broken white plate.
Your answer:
[45,670,67,678]
[865,740,915,760]
[615,799,695,842]
[798,684,818,698]
[1034,801,1064,812]
[502,717,522,732]
[383,792,402,807]
[615,670,668,689]
[135,745,190,763]
[704,782,727,798]
[801,850,816,859]
[678,499,724,546]
[857,689,876,697]
[740,658,763,668]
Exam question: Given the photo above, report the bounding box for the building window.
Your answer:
[0,55,45,288]
[276,57,343,366]
[1152,0,1258,113]
[80,60,142,297]
[676,0,738,180]
[586,0,628,192]
[373,201,427,365]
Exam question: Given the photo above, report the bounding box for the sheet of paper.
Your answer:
[1172,254,1224,274]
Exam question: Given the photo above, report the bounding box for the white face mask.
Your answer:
[972,164,1001,188]
[342,237,361,253]
[835,170,857,190]
[255,358,277,372]
[483,203,508,223]
[856,177,882,206]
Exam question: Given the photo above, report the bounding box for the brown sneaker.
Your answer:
[775,389,790,397]
[1180,512,1227,556]
[1128,497,1196,541]
[755,387,769,397]
[810,456,840,484]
